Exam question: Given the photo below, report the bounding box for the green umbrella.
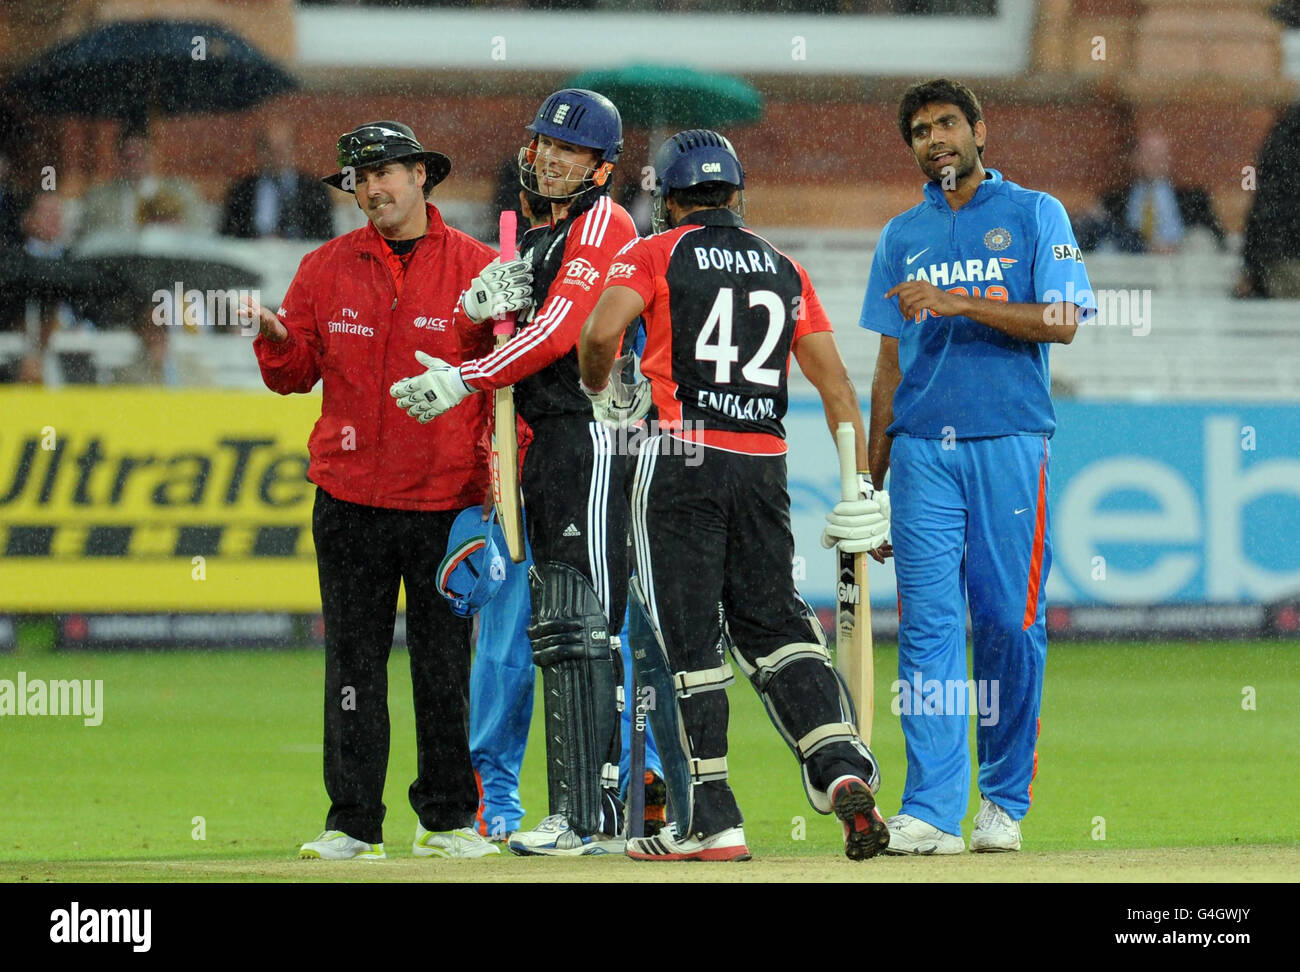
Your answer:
[566,64,763,130]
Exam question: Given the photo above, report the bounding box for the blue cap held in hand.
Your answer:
[437,507,507,618]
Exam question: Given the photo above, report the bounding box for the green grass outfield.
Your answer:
[1,639,1296,882]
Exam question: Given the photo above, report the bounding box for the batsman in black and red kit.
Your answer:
[392,89,637,855]
[579,130,891,861]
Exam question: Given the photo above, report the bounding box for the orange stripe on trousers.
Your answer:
[1021,438,1049,630]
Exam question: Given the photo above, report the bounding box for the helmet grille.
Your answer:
[672,129,728,153]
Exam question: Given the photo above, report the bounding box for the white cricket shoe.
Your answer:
[299,830,386,861]
[626,826,751,862]
[507,814,626,857]
[413,824,501,859]
[970,797,1022,852]
[884,814,965,855]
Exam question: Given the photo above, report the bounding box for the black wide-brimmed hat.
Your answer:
[322,121,452,190]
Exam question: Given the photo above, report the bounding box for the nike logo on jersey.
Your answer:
[1014,507,1029,515]
[905,248,930,265]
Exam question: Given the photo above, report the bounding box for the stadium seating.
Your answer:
[5,227,1297,399]
[771,230,1300,402]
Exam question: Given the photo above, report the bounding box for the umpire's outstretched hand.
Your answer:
[239,296,288,343]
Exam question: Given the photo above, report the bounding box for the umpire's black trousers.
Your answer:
[313,487,477,844]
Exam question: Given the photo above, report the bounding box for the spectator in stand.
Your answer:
[0,194,99,384]
[76,126,205,239]
[220,122,335,240]
[0,151,25,249]
[1238,101,1300,298]
[1074,132,1224,254]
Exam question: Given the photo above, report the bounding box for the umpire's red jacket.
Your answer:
[254,202,496,511]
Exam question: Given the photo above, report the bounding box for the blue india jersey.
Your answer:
[858,169,1095,439]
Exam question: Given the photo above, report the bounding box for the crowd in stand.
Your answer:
[3,103,1300,387]
[1066,120,1300,299]
[0,121,339,385]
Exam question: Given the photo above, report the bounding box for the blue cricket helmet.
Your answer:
[520,88,623,198]
[437,508,507,618]
[527,88,623,165]
[651,129,745,232]
[652,129,745,197]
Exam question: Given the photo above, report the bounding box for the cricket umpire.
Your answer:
[241,122,515,860]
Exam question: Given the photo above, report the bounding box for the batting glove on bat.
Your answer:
[582,355,652,429]
[390,351,474,423]
[821,475,891,553]
[460,258,533,324]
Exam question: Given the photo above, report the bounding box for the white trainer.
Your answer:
[507,814,625,857]
[299,830,386,861]
[970,797,1022,852]
[884,814,965,855]
[626,826,751,862]
[413,824,501,859]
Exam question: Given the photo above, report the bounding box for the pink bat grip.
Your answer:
[495,211,517,337]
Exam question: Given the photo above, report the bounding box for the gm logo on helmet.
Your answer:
[701,162,723,173]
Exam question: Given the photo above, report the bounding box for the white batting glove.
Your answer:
[821,475,890,553]
[460,258,533,323]
[390,351,474,423]
[582,354,652,429]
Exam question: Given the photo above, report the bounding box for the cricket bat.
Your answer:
[491,211,526,563]
[835,422,874,745]
[626,646,647,840]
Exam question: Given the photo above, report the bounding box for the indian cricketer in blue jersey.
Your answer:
[858,79,1096,854]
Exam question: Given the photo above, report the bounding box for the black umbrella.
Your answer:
[0,248,123,304]
[73,228,262,305]
[0,248,129,346]
[6,19,297,129]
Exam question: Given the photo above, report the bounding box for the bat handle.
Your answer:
[836,422,858,503]
[499,210,516,261]
[495,210,518,338]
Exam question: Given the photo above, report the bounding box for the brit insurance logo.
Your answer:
[607,260,637,282]
[413,315,448,331]
[563,257,602,291]
[984,227,1012,251]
